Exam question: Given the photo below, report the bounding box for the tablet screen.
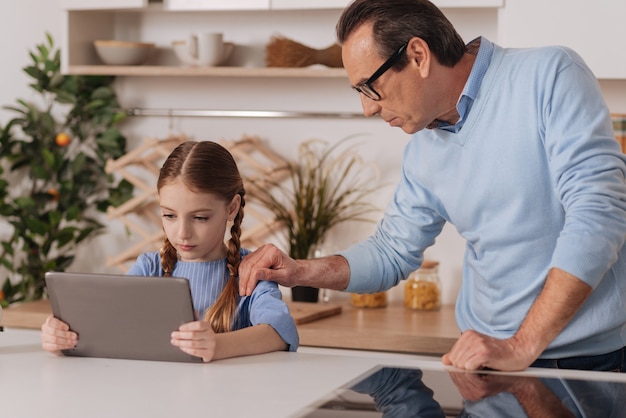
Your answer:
[45,272,201,363]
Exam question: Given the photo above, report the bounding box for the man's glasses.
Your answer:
[352,43,408,101]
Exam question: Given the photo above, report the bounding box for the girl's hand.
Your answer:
[171,320,217,362]
[40,315,77,355]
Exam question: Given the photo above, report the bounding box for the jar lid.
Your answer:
[419,260,439,270]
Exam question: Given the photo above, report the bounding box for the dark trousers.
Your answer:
[531,346,626,372]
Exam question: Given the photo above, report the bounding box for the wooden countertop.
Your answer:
[1,299,51,330]
[296,300,459,356]
[1,298,459,355]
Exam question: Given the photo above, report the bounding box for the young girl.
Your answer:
[41,140,299,361]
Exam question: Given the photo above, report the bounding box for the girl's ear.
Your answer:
[228,194,241,221]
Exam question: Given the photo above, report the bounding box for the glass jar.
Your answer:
[404,260,441,310]
[350,292,387,308]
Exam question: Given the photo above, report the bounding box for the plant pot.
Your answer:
[291,286,319,303]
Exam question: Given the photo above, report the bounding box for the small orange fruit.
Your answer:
[48,188,59,202]
[55,132,71,147]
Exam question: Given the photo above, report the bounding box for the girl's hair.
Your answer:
[157,140,246,333]
[336,0,466,69]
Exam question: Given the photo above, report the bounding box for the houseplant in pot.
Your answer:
[248,137,381,302]
[0,34,133,307]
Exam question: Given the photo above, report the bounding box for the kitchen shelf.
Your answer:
[67,65,348,77]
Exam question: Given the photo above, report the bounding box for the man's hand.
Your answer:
[238,244,300,296]
[442,330,536,371]
[238,243,351,296]
[449,371,576,417]
[448,370,519,401]
[443,268,592,371]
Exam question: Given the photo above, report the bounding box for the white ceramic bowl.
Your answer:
[172,40,234,66]
[94,40,155,66]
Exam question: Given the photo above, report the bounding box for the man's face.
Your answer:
[342,23,440,134]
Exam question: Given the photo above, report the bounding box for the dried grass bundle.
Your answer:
[265,35,343,68]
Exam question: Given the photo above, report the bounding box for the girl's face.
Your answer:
[159,179,240,262]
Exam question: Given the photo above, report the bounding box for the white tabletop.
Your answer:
[2,328,626,418]
[0,328,436,418]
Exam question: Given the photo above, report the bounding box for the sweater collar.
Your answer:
[436,36,494,133]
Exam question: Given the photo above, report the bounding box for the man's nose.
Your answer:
[360,95,381,118]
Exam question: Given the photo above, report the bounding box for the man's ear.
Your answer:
[407,37,431,77]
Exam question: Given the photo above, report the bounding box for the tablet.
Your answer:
[45,272,201,363]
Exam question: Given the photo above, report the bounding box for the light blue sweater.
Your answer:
[341,39,626,358]
[127,249,299,352]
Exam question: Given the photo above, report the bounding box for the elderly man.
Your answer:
[240,0,626,372]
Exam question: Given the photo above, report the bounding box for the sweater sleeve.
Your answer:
[247,280,299,352]
[542,48,626,287]
[340,141,447,294]
[126,252,161,276]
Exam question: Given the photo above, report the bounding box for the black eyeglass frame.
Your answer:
[353,43,408,101]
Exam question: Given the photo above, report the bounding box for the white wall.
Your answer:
[1,2,625,306]
[0,2,63,124]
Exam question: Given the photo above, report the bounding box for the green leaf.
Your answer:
[49,72,64,88]
[37,43,49,61]
[76,226,98,244]
[1,241,14,256]
[71,152,86,175]
[23,66,41,80]
[111,111,127,124]
[107,178,134,207]
[14,196,35,209]
[0,204,14,217]
[42,148,55,168]
[40,112,56,134]
[85,99,106,111]
[55,255,75,271]
[2,105,27,116]
[55,90,76,104]
[46,32,54,48]
[48,210,62,227]
[66,206,79,221]
[0,257,13,270]
[91,86,114,100]
[56,227,79,248]
[25,217,49,235]
[31,164,50,179]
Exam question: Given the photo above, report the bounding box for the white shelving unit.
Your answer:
[60,0,504,77]
[67,65,348,78]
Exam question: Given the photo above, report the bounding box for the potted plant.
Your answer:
[0,34,133,307]
[248,137,381,302]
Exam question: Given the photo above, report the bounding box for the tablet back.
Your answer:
[45,272,201,363]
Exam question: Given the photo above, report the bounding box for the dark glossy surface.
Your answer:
[300,365,626,417]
